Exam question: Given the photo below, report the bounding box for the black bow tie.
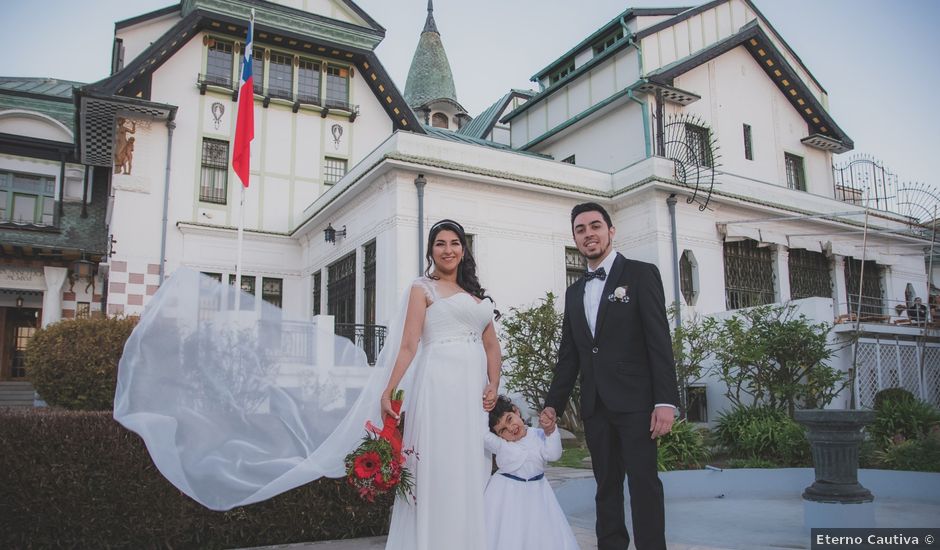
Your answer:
[584,267,607,281]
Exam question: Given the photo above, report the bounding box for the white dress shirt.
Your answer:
[583,249,618,337]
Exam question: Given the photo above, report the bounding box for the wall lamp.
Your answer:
[15,296,23,308]
[324,223,347,244]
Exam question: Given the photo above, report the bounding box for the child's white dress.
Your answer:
[483,428,580,550]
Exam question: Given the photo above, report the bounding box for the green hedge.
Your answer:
[0,408,391,549]
[26,317,138,410]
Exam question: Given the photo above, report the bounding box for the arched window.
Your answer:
[431,112,449,129]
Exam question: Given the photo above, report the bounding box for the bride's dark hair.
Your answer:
[424,219,498,316]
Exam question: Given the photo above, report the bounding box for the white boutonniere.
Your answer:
[608,285,630,303]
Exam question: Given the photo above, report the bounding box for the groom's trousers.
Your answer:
[584,399,666,550]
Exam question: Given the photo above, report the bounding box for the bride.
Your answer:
[112,219,500,548]
[382,219,501,549]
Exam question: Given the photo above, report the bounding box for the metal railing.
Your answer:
[335,323,387,365]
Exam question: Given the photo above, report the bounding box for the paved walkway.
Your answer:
[237,467,940,550]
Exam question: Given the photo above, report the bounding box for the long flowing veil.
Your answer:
[113,268,417,511]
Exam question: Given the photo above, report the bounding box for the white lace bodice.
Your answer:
[413,278,493,346]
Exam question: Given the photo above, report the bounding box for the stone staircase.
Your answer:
[0,381,36,407]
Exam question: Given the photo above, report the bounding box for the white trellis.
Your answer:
[854,338,940,408]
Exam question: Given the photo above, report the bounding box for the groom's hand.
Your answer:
[539,407,556,430]
[649,406,675,439]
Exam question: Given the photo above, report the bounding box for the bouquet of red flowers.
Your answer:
[344,389,415,503]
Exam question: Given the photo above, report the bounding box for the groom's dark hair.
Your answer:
[570,202,613,228]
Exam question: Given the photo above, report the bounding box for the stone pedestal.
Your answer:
[795,409,876,529]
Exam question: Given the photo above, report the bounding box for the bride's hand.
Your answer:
[482,383,498,412]
[381,394,400,423]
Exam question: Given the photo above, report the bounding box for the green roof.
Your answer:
[0,77,82,133]
[403,1,458,108]
[457,89,535,140]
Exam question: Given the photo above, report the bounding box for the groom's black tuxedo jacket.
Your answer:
[546,253,679,419]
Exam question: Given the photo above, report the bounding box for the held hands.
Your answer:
[649,406,675,439]
[482,383,498,412]
[539,406,557,435]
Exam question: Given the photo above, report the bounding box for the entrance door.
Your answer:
[3,308,39,379]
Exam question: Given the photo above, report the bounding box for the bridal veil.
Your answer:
[113,268,417,511]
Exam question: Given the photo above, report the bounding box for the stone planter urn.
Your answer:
[794,409,876,529]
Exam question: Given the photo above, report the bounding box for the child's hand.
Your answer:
[539,411,556,435]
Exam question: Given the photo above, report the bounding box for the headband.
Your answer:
[429,219,464,234]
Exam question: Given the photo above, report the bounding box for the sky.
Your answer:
[2,0,938,186]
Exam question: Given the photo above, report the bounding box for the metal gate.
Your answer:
[854,338,940,408]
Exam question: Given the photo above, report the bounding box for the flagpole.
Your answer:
[235,184,245,296]
[233,8,255,300]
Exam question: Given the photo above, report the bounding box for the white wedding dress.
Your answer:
[385,278,494,550]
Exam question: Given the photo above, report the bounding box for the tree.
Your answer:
[669,307,719,420]
[500,293,583,433]
[712,304,846,417]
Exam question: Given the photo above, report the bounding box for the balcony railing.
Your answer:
[335,323,387,365]
[197,73,234,93]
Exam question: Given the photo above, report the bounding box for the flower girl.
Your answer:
[484,396,580,550]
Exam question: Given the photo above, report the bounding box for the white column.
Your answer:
[774,245,791,303]
[832,255,847,316]
[41,266,68,327]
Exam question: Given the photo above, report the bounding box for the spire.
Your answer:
[423,0,438,34]
[404,0,458,108]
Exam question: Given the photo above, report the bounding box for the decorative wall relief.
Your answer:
[211,102,225,130]
[331,123,343,150]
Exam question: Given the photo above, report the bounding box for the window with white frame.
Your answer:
[323,157,347,185]
[0,171,56,225]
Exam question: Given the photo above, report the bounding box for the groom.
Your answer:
[542,202,679,550]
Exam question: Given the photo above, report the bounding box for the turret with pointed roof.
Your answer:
[404,0,469,130]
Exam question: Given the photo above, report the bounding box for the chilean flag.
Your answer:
[232,13,254,188]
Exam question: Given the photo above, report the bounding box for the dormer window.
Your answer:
[592,28,624,56]
[549,61,575,85]
[431,112,449,129]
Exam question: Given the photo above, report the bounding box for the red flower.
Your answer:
[354,451,381,479]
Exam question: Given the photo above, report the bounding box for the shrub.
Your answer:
[0,408,391,549]
[657,419,710,471]
[873,387,916,410]
[26,316,137,410]
[715,405,810,466]
[868,398,940,447]
[874,428,940,472]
